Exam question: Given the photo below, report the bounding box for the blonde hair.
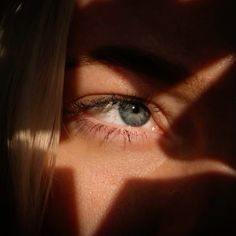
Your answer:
[0,0,74,234]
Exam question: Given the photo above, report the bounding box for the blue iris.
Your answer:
[118,101,150,127]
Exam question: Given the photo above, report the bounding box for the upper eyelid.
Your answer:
[65,93,150,104]
[63,94,155,114]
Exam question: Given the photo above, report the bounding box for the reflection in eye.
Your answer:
[64,95,167,145]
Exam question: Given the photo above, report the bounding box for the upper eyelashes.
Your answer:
[65,95,153,127]
[64,95,160,128]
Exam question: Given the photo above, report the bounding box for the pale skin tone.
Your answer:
[44,0,236,235]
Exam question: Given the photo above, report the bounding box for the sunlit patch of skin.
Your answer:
[55,136,236,235]
[157,54,236,119]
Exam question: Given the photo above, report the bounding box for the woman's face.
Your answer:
[45,0,236,235]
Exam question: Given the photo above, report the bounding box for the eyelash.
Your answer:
[68,118,148,145]
[63,95,165,145]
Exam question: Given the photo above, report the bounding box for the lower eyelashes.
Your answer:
[66,116,161,148]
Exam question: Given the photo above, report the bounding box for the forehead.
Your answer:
[69,0,236,68]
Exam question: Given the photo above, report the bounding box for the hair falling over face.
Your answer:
[0,0,74,234]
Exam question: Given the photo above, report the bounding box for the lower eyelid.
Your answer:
[65,115,164,149]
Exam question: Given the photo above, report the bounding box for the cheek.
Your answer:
[53,139,174,234]
[46,128,236,236]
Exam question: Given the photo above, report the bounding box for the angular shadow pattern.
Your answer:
[95,172,236,235]
[160,65,236,166]
[42,168,80,236]
[61,0,236,235]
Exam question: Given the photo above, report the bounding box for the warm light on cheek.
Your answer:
[57,134,168,177]
[63,120,166,164]
[57,134,236,180]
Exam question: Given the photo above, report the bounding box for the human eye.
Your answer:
[63,94,168,148]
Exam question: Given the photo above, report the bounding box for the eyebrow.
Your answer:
[66,46,189,85]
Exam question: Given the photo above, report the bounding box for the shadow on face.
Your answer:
[44,0,236,235]
[42,168,80,236]
[94,172,236,235]
[159,64,236,166]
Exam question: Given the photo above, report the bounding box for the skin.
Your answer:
[43,0,236,235]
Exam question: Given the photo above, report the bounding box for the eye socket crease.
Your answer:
[66,45,190,86]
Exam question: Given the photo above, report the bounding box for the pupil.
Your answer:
[132,105,140,114]
[119,101,150,127]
